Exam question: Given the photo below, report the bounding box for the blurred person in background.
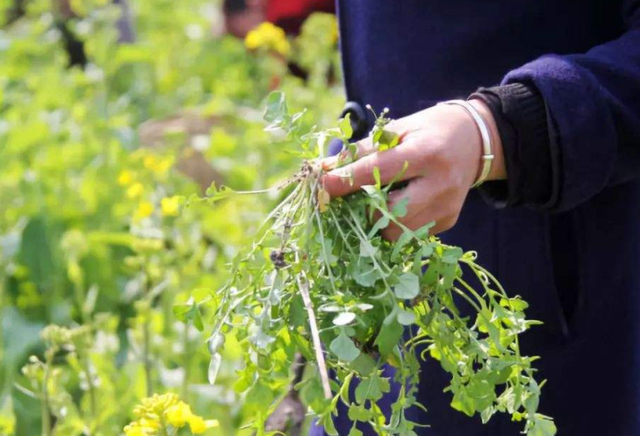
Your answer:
[223,0,333,37]
[5,0,135,66]
[223,0,266,39]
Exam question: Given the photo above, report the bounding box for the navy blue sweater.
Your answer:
[313,1,640,435]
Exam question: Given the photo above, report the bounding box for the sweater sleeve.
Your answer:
[500,1,640,212]
[469,83,558,209]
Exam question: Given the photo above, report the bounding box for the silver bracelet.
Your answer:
[438,99,494,188]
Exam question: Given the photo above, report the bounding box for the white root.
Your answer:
[295,271,332,400]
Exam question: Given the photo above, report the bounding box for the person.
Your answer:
[265,0,334,34]
[223,0,266,39]
[223,0,334,38]
[316,1,640,435]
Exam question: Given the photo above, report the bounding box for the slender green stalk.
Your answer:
[41,354,53,436]
[295,264,331,399]
[81,354,97,419]
[143,316,153,397]
[182,322,190,402]
[0,271,4,396]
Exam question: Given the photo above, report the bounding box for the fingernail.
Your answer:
[321,158,336,171]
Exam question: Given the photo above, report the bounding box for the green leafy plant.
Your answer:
[206,92,557,436]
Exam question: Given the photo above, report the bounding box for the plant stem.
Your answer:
[159,415,170,436]
[295,272,331,399]
[0,271,4,396]
[313,205,337,294]
[73,278,88,326]
[143,315,153,397]
[344,206,393,289]
[41,353,53,436]
[182,322,190,402]
[326,207,357,257]
[81,354,97,420]
[450,287,482,314]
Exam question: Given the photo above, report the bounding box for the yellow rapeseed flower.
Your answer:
[143,155,172,175]
[133,393,179,419]
[160,196,180,217]
[127,183,145,199]
[330,18,339,44]
[126,393,217,436]
[165,402,192,428]
[123,421,155,436]
[118,170,135,186]
[123,425,147,436]
[138,419,160,430]
[188,415,207,434]
[135,201,154,220]
[244,22,290,56]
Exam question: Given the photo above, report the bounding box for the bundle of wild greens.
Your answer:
[205,92,556,436]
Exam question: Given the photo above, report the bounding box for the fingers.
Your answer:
[381,179,429,241]
[381,178,459,241]
[321,119,413,196]
[322,139,424,197]
[321,135,378,171]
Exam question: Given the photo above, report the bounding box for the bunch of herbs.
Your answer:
[206,93,556,436]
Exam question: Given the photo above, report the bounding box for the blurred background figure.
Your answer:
[223,0,334,38]
[265,0,334,35]
[7,0,135,66]
[223,0,266,39]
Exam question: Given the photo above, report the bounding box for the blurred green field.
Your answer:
[0,1,343,434]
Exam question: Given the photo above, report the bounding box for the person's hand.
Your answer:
[321,100,506,240]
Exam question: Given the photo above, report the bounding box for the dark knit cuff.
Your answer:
[469,82,557,209]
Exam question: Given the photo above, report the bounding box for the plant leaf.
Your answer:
[394,272,420,299]
[318,188,330,213]
[391,198,408,218]
[355,373,390,404]
[374,318,403,356]
[330,330,360,362]
[263,91,288,123]
[528,417,557,436]
[208,352,222,385]
[339,113,353,139]
[333,312,356,326]
[397,309,416,326]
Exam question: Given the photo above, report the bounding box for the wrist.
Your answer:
[467,98,507,181]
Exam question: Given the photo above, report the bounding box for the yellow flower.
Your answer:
[143,155,172,175]
[244,22,290,56]
[118,170,135,186]
[138,418,160,430]
[127,183,145,199]
[160,196,180,217]
[126,393,217,436]
[135,201,154,220]
[244,31,259,50]
[124,421,156,436]
[143,155,158,170]
[275,39,290,56]
[165,402,192,428]
[123,426,146,436]
[133,393,179,419]
[188,415,207,434]
[330,18,339,44]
